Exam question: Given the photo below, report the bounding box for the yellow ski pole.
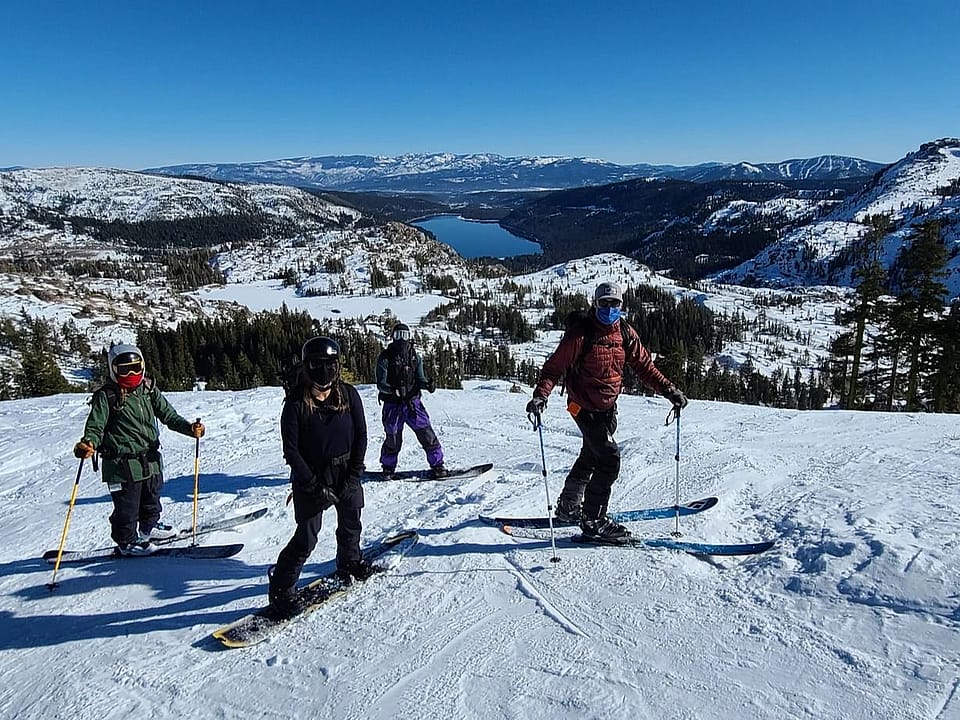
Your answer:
[47,458,85,590]
[191,417,201,545]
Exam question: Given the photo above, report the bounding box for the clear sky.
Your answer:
[2,0,958,169]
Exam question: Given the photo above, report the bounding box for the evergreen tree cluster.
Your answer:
[70,213,277,249]
[164,250,227,291]
[425,300,536,344]
[0,313,86,399]
[133,308,533,393]
[829,220,959,412]
[136,306,319,390]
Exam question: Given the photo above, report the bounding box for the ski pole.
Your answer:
[666,405,683,537]
[529,409,560,564]
[191,417,201,545]
[47,458,84,590]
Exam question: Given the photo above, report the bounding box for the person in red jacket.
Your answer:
[525,281,688,543]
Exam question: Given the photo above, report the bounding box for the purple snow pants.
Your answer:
[379,397,444,470]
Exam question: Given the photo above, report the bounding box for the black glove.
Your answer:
[317,485,339,510]
[425,377,436,394]
[525,396,547,415]
[663,386,689,409]
[299,475,340,510]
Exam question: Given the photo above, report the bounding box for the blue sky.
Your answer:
[2,0,958,169]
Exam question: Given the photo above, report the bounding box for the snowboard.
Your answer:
[479,496,718,530]
[211,530,419,648]
[363,463,493,482]
[43,543,244,564]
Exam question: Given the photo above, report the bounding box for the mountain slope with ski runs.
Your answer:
[0,383,957,719]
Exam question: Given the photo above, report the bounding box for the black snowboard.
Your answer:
[363,462,493,482]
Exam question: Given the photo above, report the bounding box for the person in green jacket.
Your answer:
[73,344,205,555]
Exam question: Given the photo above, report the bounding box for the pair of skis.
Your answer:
[480,497,775,556]
[41,507,268,564]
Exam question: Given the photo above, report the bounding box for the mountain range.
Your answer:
[2,140,958,302]
[143,152,885,194]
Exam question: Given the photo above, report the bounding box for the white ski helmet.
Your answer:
[107,344,145,383]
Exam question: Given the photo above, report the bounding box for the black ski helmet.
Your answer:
[393,323,411,341]
[301,336,340,387]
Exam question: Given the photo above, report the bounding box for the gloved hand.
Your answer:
[317,485,340,510]
[425,377,436,394]
[73,439,95,459]
[663,386,689,409]
[190,421,205,438]
[299,475,340,510]
[525,396,547,415]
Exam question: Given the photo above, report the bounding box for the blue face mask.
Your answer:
[596,305,622,325]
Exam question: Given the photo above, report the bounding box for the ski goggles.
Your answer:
[393,328,411,341]
[596,298,622,308]
[305,357,338,371]
[112,353,144,377]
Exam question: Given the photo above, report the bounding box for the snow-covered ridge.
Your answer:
[142,151,885,193]
[0,167,356,224]
[714,139,960,299]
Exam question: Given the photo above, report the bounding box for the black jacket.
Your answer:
[280,381,367,520]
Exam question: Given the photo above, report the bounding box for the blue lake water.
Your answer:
[412,215,541,259]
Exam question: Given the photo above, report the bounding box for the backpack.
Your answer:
[278,360,305,402]
[94,376,155,409]
[560,310,636,395]
[385,342,419,399]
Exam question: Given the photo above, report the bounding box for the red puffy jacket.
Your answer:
[534,315,672,413]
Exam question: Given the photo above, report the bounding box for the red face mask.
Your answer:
[113,355,145,390]
[117,371,144,390]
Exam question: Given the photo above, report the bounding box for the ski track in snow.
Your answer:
[0,383,958,719]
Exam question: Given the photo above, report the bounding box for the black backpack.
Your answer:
[278,360,305,401]
[385,342,419,399]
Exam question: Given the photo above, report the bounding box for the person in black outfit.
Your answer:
[268,336,378,616]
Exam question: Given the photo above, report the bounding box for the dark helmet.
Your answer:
[392,323,411,341]
[301,337,340,388]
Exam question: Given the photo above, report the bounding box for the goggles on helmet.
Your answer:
[112,353,144,377]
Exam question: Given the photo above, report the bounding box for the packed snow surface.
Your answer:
[0,382,957,719]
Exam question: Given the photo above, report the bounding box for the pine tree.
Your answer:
[889,221,949,410]
[842,219,890,409]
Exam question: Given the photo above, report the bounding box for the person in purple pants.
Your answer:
[376,323,446,479]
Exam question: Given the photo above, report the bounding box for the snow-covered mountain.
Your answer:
[0,164,854,391]
[0,385,957,719]
[714,139,960,300]
[679,155,883,183]
[0,167,354,225]
[143,152,885,193]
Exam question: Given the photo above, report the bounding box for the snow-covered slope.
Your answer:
[0,167,354,224]
[0,385,956,719]
[715,139,960,300]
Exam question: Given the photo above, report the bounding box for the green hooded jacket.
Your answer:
[81,379,194,485]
